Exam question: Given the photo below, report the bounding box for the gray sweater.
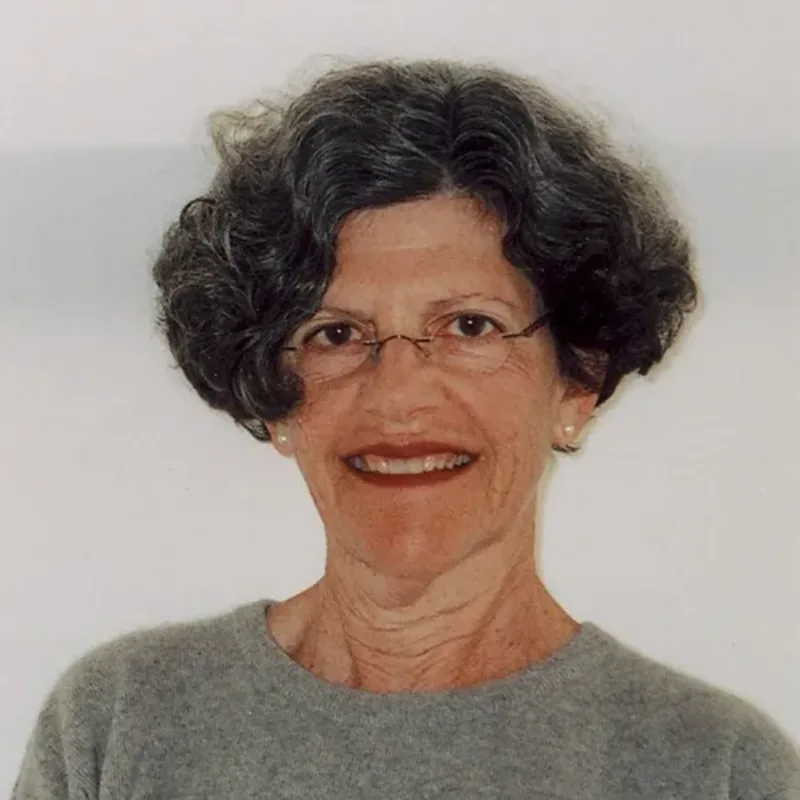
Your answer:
[12,599,800,799]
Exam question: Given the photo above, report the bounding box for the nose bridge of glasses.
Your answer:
[369,333,433,361]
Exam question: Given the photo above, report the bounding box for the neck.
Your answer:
[266,546,579,693]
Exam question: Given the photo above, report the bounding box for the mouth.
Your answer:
[343,451,478,487]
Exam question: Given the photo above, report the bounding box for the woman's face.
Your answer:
[268,195,593,580]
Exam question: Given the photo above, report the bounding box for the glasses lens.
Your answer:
[285,319,372,382]
[432,331,511,374]
[291,343,367,382]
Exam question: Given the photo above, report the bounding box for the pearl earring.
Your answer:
[563,424,576,437]
[275,431,289,446]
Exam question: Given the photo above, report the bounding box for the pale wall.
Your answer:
[2,0,798,788]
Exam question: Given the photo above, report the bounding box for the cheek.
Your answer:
[287,383,357,454]
[489,395,552,477]
[490,356,561,433]
[482,366,561,483]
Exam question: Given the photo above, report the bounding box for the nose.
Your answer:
[359,335,440,418]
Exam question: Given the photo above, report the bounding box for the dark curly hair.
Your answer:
[153,58,697,444]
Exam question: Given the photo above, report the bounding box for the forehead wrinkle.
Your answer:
[330,244,504,306]
[316,293,529,325]
[325,252,535,318]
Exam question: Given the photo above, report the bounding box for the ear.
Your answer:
[552,386,598,449]
[265,422,295,457]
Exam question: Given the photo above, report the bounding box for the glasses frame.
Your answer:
[281,310,552,377]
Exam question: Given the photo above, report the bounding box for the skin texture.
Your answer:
[265,195,597,693]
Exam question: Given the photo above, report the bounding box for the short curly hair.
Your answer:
[153,58,697,443]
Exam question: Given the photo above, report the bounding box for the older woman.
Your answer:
[14,59,798,799]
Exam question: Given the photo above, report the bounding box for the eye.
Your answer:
[302,321,364,348]
[441,313,503,339]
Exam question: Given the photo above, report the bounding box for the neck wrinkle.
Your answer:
[274,576,579,693]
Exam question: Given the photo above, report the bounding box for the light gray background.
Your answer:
[2,0,798,788]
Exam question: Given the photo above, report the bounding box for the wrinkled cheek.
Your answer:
[289,396,341,450]
[492,412,551,496]
[292,378,362,435]
[296,456,346,526]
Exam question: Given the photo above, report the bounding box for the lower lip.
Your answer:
[343,458,477,487]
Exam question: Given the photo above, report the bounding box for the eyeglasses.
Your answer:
[281,310,551,383]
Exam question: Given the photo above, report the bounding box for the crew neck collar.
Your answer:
[232,599,615,711]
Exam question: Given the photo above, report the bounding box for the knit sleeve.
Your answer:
[728,704,800,799]
[11,651,114,800]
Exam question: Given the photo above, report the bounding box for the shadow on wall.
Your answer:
[1,144,799,321]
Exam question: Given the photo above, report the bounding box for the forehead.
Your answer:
[329,195,535,309]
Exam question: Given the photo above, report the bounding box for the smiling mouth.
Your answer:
[343,453,478,486]
[346,453,475,475]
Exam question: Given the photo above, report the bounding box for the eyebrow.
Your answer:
[317,293,523,319]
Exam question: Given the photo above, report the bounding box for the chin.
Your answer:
[339,514,486,579]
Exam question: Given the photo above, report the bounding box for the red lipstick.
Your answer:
[344,441,475,459]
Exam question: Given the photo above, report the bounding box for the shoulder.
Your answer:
[727,695,800,798]
[38,599,262,735]
[14,601,262,796]
[586,624,793,736]
[584,624,800,795]
[54,600,257,698]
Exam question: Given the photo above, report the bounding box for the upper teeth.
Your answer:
[348,453,474,474]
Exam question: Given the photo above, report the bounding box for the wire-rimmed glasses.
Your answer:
[281,310,551,383]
